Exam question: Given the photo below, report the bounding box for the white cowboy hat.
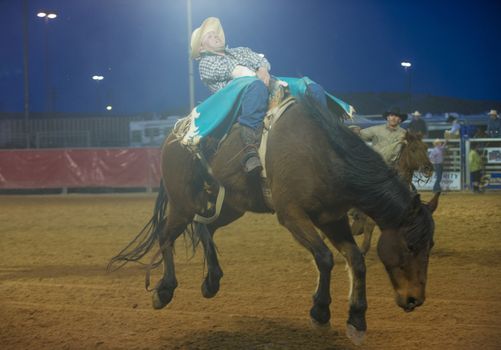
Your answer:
[190,17,225,59]
[411,110,422,117]
[433,138,443,145]
[488,109,498,116]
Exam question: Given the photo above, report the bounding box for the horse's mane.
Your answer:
[298,96,412,229]
[401,199,435,251]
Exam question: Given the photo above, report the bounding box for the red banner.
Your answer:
[0,148,161,189]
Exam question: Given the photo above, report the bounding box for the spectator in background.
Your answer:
[408,110,428,137]
[359,107,407,166]
[468,144,484,193]
[444,115,461,139]
[429,138,447,193]
[486,109,501,138]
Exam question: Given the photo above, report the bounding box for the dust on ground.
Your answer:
[0,192,500,349]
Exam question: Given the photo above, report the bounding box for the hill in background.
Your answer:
[336,92,501,115]
[1,93,501,119]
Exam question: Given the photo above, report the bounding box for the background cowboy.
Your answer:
[469,143,484,193]
[408,110,428,137]
[444,114,461,139]
[429,138,447,193]
[359,107,408,166]
[486,109,501,138]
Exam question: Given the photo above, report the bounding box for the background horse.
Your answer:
[110,97,439,345]
[351,132,433,254]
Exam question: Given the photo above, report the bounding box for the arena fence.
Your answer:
[0,148,161,192]
[0,116,145,149]
[414,138,501,191]
[1,140,500,193]
[413,139,462,191]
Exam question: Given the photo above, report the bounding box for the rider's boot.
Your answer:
[240,125,263,175]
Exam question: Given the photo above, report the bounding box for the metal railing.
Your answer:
[0,116,143,149]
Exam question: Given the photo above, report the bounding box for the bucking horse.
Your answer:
[109,94,439,345]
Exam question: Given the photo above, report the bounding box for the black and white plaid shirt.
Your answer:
[198,47,270,93]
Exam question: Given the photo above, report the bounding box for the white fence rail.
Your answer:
[413,138,501,191]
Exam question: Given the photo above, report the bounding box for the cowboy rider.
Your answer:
[190,17,328,175]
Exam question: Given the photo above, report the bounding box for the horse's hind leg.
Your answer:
[317,215,367,345]
[152,205,191,310]
[198,206,244,298]
[349,208,365,236]
[276,206,334,325]
[196,223,224,298]
[360,219,376,255]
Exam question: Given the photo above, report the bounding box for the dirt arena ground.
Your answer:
[1,192,500,349]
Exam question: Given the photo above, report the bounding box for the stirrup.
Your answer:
[244,156,263,174]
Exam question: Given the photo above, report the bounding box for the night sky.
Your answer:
[1,0,500,115]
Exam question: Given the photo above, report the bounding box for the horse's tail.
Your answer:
[107,182,168,272]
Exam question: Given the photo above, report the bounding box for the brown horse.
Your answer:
[351,132,433,254]
[110,96,439,345]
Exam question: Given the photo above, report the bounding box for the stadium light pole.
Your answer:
[92,75,104,112]
[22,0,30,147]
[401,61,412,108]
[187,0,195,111]
[37,10,58,114]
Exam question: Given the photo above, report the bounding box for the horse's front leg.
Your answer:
[276,206,334,325]
[318,215,367,345]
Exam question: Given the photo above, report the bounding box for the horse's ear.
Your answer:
[427,192,440,213]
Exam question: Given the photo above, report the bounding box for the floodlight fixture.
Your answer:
[37,11,57,19]
[401,62,412,68]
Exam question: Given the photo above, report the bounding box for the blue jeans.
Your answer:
[238,80,328,129]
[433,163,443,193]
[238,80,269,129]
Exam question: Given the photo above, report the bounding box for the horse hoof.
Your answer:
[346,323,366,346]
[310,318,331,331]
[309,305,331,326]
[152,288,174,310]
[201,279,220,299]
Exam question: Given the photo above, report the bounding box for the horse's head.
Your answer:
[377,192,440,312]
[399,132,433,181]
